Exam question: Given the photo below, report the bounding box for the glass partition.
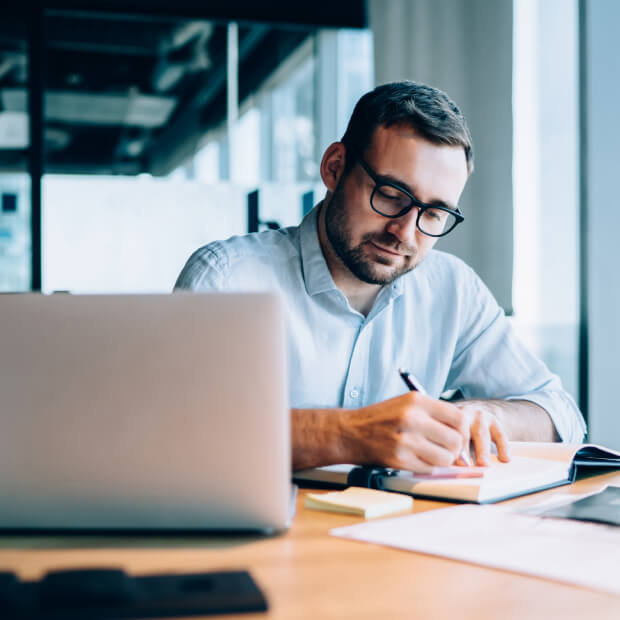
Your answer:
[0,14,30,291]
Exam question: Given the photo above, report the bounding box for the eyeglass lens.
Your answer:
[372,185,457,236]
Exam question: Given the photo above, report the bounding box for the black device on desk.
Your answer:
[0,568,267,619]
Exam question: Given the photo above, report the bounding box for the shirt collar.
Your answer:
[299,201,406,303]
[299,202,340,296]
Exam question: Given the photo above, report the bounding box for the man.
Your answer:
[176,81,586,472]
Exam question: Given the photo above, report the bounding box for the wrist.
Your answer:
[291,407,354,470]
[337,406,369,465]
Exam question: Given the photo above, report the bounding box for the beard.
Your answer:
[324,182,418,285]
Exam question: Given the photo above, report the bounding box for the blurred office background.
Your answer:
[1,0,618,447]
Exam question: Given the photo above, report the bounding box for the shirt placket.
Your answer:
[342,320,372,408]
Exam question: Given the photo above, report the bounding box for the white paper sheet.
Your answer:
[331,505,620,595]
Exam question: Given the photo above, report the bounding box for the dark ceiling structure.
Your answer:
[0,1,367,176]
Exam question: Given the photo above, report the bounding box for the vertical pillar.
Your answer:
[28,7,44,291]
[248,189,259,233]
[226,22,238,183]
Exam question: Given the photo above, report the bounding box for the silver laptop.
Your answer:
[0,292,291,532]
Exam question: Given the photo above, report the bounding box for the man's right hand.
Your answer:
[338,391,468,473]
[291,391,468,473]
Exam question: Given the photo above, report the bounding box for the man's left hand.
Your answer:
[453,402,511,466]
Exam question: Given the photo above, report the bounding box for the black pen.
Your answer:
[398,368,472,467]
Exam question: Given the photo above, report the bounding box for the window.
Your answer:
[0,14,30,291]
[0,175,30,291]
[512,0,580,398]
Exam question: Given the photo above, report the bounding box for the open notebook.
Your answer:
[293,443,620,504]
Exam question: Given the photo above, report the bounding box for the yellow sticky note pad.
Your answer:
[305,487,413,518]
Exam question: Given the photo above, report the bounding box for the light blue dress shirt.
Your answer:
[175,204,586,443]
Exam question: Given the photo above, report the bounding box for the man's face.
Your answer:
[324,124,469,285]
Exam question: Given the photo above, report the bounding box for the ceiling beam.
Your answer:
[42,1,367,29]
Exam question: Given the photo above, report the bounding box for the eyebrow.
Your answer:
[377,172,458,211]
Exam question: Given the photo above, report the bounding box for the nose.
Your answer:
[385,207,420,246]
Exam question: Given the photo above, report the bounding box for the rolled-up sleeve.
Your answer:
[446,266,586,443]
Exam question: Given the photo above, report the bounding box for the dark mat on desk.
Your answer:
[0,568,268,619]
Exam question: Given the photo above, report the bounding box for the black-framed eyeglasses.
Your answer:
[352,151,465,238]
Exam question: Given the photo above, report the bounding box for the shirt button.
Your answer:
[349,389,359,399]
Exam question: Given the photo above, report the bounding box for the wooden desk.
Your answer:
[1,471,619,620]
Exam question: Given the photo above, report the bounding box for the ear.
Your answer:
[320,142,348,192]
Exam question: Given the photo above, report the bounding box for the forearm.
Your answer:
[457,399,560,442]
[291,408,352,471]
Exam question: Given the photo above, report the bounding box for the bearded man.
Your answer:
[176,81,585,471]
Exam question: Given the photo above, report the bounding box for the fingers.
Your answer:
[419,394,467,434]
[409,393,469,455]
[455,437,472,466]
[422,415,464,456]
[403,396,511,469]
[491,421,511,462]
[409,399,468,467]
[454,453,469,467]
[469,411,509,466]
[471,415,492,466]
[358,394,513,474]
[407,435,459,468]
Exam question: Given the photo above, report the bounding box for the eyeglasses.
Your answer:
[352,151,465,238]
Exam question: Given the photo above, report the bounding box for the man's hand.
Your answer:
[453,402,511,466]
[337,391,469,474]
[292,396,556,472]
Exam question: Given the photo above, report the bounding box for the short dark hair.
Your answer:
[341,81,474,175]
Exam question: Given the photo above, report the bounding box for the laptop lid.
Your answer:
[0,292,290,532]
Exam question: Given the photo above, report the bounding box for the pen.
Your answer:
[398,368,473,467]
